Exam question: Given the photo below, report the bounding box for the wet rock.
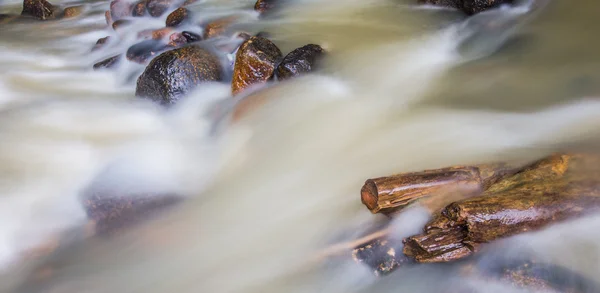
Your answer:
[93,55,121,70]
[203,16,238,39]
[165,7,188,27]
[463,0,513,14]
[146,0,174,17]
[110,0,132,20]
[135,46,224,104]
[417,0,462,10]
[182,31,202,42]
[62,5,83,18]
[22,0,56,20]
[276,44,324,80]
[168,32,188,47]
[0,14,19,24]
[231,36,282,95]
[126,39,169,63]
[104,10,112,25]
[254,0,276,14]
[132,0,147,16]
[91,36,110,52]
[138,27,174,40]
[84,193,182,236]
[112,19,132,31]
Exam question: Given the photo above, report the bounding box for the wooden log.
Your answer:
[360,161,526,215]
[403,153,600,264]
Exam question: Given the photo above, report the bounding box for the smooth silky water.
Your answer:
[0,0,600,292]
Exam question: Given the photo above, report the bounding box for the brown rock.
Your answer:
[91,36,110,52]
[146,0,174,17]
[21,0,56,20]
[276,44,324,80]
[203,16,238,39]
[132,0,148,16]
[104,10,112,25]
[93,55,121,70]
[254,0,276,14]
[168,32,188,47]
[165,7,188,27]
[231,36,282,95]
[182,31,202,42]
[110,0,132,21]
[112,18,132,31]
[62,5,83,18]
[135,46,224,104]
[126,39,169,63]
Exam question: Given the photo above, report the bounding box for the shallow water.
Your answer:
[0,0,600,292]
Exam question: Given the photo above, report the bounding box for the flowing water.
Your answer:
[1,0,600,292]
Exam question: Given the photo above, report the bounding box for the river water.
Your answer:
[1,0,600,292]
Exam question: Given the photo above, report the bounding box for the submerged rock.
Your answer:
[203,16,238,39]
[136,46,223,104]
[110,0,132,21]
[463,0,513,14]
[126,39,169,63]
[104,10,112,25]
[231,36,282,95]
[254,0,277,14]
[165,7,188,27]
[62,5,83,18]
[146,0,174,17]
[276,44,324,80]
[418,0,512,14]
[168,32,188,47]
[112,18,132,31]
[132,0,148,16]
[93,55,121,70]
[91,36,110,52]
[0,14,20,24]
[21,0,56,20]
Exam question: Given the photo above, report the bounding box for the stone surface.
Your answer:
[182,31,202,42]
[165,7,188,27]
[110,0,132,21]
[146,0,174,17]
[93,55,121,70]
[21,0,56,20]
[126,39,169,63]
[62,5,83,18]
[112,18,132,31]
[254,0,276,14]
[91,36,110,52]
[276,44,324,80]
[135,46,224,104]
[203,16,238,39]
[463,0,513,14]
[168,32,188,47]
[132,0,147,16]
[231,36,282,95]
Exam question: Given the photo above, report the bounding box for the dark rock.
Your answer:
[132,0,148,16]
[93,55,121,70]
[146,0,174,17]
[126,39,169,63]
[254,0,276,14]
[0,14,20,24]
[21,0,56,20]
[135,46,224,104]
[463,0,513,14]
[182,31,202,42]
[112,19,132,31]
[255,31,271,38]
[231,36,282,94]
[165,7,188,27]
[418,0,512,14]
[110,0,132,21]
[91,36,110,52]
[84,193,182,236]
[276,44,324,80]
[203,16,238,39]
[62,5,83,18]
[168,32,188,47]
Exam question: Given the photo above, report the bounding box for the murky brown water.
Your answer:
[1,0,600,292]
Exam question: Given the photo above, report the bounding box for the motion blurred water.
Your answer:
[0,0,600,292]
